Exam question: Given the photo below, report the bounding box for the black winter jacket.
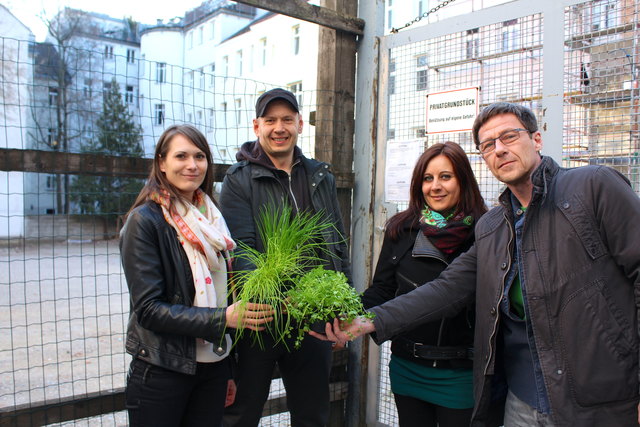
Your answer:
[219,141,351,278]
[120,201,229,375]
[369,157,640,426]
[362,225,474,368]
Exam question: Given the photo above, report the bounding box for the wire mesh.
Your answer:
[0,18,330,424]
[375,0,639,424]
[563,0,640,190]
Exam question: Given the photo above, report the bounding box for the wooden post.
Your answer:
[315,2,358,426]
[315,0,357,237]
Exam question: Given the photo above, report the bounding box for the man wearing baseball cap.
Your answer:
[220,88,351,426]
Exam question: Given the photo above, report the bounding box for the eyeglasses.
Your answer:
[478,128,531,155]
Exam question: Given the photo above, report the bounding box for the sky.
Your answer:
[4,0,207,41]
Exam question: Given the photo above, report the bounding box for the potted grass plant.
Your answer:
[230,203,336,348]
[284,266,374,349]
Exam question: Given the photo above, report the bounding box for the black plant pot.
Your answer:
[309,318,337,334]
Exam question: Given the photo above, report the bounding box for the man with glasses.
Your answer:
[315,102,640,426]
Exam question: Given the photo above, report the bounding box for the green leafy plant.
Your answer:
[230,204,337,348]
[285,267,374,349]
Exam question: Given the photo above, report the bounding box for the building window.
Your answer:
[389,75,395,95]
[235,98,242,125]
[126,49,135,64]
[103,81,112,94]
[104,45,114,59]
[197,110,203,124]
[210,21,215,39]
[126,85,134,104]
[221,102,228,126]
[209,107,214,125]
[292,25,300,55]
[387,9,393,30]
[48,87,58,106]
[417,0,424,15]
[47,127,56,147]
[198,26,204,45]
[287,81,303,106]
[416,55,428,67]
[186,71,193,91]
[210,64,216,84]
[466,28,480,60]
[156,62,166,83]
[415,128,426,138]
[237,50,243,76]
[155,104,165,125]
[188,32,193,49]
[198,68,205,89]
[260,38,267,66]
[388,128,396,140]
[46,175,55,189]
[83,79,92,98]
[501,19,519,52]
[466,39,479,59]
[591,0,617,31]
[416,69,428,91]
[223,56,229,76]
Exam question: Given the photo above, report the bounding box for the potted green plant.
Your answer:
[285,266,374,349]
[230,204,336,348]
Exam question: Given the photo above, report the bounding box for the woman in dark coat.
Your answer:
[120,125,273,426]
[362,141,487,427]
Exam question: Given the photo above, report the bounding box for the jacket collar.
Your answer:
[498,156,560,213]
[412,231,446,260]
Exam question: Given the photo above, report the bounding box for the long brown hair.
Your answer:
[126,124,215,218]
[386,141,487,240]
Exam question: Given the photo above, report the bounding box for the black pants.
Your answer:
[223,332,333,427]
[126,358,231,427]
[394,393,473,427]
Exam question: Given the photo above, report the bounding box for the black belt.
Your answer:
[398,338,473,360]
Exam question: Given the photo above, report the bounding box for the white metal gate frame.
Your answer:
[352,0,603,425]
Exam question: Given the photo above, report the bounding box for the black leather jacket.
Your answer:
[362,225,474,368]
[120,201,229,375]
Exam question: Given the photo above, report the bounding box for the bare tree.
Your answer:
[29,8,100,214]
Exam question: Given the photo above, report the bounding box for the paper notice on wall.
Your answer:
[385,139,423,203]
[426,87,479,134]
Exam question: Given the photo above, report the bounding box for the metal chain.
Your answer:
[390,0,459,34]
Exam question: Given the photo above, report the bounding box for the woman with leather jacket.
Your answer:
[120,125,274,426]
[362,141,487,427]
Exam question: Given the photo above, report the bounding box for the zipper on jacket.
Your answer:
[484,212,513,376]
[432,319,447,367]
[396,271,419,289]
[412,252,448,266]
[287,173,300,214]
[396,269,447,368]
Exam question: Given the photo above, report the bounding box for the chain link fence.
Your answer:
[372,0,639,424]
[0,29,338,425]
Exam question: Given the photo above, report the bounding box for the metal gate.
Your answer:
[362,0,639,424]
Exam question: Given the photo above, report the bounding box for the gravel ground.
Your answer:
[0,239,298,426]
[0,238,128,415]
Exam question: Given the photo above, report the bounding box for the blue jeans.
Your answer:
[504,389,556,427]
[126,358,231,427]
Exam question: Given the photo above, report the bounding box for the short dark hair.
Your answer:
[386,141,487,240]
[127,124,215,216]
[472,102,538,148]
